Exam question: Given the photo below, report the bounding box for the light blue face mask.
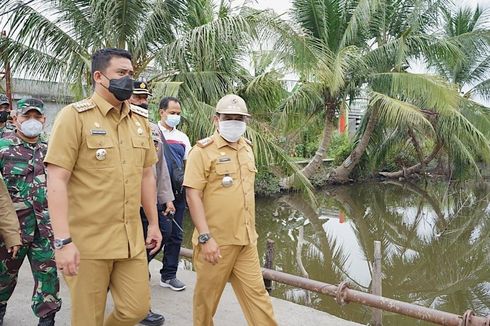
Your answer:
[166,114,181,128]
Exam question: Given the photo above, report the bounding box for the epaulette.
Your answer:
[72,99,96,113]
[197,137,214,148]
[244,138,253,147]
[130,104,148,118]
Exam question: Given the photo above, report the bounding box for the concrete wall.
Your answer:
[1,78,75,131]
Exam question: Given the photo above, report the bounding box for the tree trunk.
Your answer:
[328,110,379,183]
[408,127,424,168]
[379,142,443,178]
[301,103,336,177]
[280,99,336,189]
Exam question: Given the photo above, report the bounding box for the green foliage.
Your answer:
[327,133,352,166]
[1,0,490,185]
[254,170,281,197]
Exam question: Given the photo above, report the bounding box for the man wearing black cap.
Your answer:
[0,94,14,138]
[130,81,152,110]
[130,81,174,326]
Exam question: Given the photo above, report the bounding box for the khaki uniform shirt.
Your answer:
[0,172,21,248]
[183,132,258,246]
[44,92,157,259]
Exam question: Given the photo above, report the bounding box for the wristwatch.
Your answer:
[53,237,72,250]
[198,233,211,244]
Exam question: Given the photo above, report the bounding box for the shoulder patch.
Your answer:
[72,99,96,113]
[130,104,148,118]
[244,138,253,147]
[197,137,214,148]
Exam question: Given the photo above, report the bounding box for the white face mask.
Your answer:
[166,114,181,128]
[19,118,43,137]
[218,120,246,142]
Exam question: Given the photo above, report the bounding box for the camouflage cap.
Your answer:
[0,94,9,106]
[215,94,250,116]
[16,98,45,115]
[133,80,151,96]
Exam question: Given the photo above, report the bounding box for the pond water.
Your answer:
[181,180,490,325]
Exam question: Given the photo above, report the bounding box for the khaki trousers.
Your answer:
[64,250,150,326]
[193,244,278,326]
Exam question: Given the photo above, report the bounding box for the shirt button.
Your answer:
[125,180,128,184]
[125,200,129,204]
[122,160,126,164]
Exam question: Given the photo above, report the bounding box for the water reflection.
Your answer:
[183,181,490,325]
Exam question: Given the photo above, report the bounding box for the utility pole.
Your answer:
[1,31,13,106]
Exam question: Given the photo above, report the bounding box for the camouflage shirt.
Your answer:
[0,123,15,138]
[0,132,51,242]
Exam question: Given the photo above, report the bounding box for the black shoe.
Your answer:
[38,313,55,326]
[0,303,6,326]
[140,310,165,326]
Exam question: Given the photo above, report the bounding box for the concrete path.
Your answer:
[3,260,362,325]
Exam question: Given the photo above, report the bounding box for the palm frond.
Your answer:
[370,72,460,115]
[369,91,434,131]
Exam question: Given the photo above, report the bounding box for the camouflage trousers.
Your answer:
[0,229,61,318]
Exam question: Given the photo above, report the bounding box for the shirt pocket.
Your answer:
[214,162,237,175]
[131,136,150,167]
[85,136,115,169]
[3,160,32,202]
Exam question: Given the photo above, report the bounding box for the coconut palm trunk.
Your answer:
[329,109,379,183]
[300,100,337,179]
[379,142,443,178]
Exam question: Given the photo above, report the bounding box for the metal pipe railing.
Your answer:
[180,247,489,326]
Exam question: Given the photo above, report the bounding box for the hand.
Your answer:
[201,238,221,265]
[163,201,175,216]
[146,223,162,255]
[55,242,80,276]
[7,245,20,259]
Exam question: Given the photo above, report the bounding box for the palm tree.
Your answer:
[0,0,319,195]
[0,0,192,97]
[373,5,490,180]
[277,0,490,184]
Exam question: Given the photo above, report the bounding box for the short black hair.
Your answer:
[159,96,180,110]
[91,48,132,76]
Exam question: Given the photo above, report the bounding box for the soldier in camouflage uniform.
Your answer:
[0,98,61,326]
[0,94,14,138]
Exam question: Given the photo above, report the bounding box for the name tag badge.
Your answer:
[218,156,231,163]
[90,129,107,136]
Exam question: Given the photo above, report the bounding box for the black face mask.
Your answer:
[0,111,9,123]
[138,103,148,110]
[102,74,134,101]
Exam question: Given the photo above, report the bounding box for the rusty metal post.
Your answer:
[179,247,490,326]
[264,239,275,293]
[372,240,383,325]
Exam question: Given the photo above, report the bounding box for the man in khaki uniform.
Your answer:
[44,48,162,326]
[0,172,21,325]
[184,94,278,326]
[0,173,21,258]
